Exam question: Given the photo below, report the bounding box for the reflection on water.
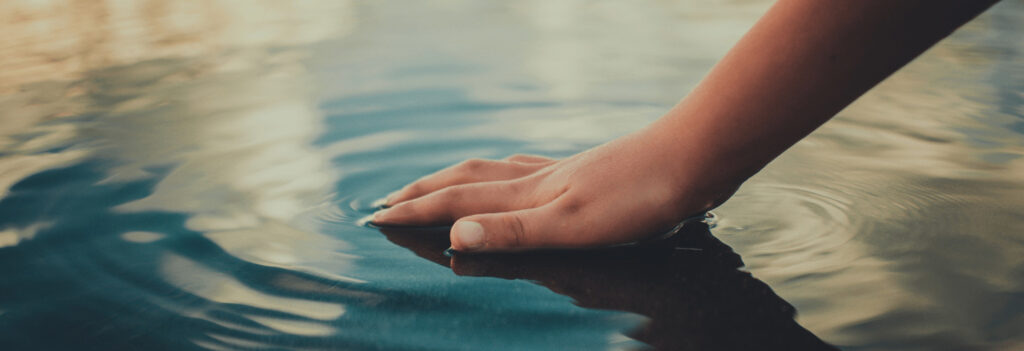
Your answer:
[381,223,837,351]
[1,0,1023,350]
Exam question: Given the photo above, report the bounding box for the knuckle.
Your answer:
[505,154,530,162]
[557,196,585,215]
[502,179,542,207]
[437,186,465,202]
[501,179,525,193]
[503,214,527,248]
[405,182,426,195]
[459,158,490,171]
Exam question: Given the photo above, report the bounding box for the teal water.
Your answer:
[1,1,1022,350]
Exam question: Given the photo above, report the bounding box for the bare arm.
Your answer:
[374,0,998,252]
[657,0,1000,193]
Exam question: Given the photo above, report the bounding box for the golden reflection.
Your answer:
[161,252,345,322]
[243,316,336,337]
[1,0,1021,347]
[714,5,1024,343]
[94,61,363,285]
[1,0,362,339]
[0,222,51,248]
[0,0,354,93]
[511,0,769,102]
[4,0,363,281]
[0,151,88,199]
[203,221,365,285]
[204,334,267,349]
[120,230,165,243]
[0,0,358,244]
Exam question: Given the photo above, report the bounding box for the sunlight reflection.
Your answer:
[203,221,365,284]
[0,222,50,248]
[204,333,268,349]
[2,0,1021,349]
[0,0,354,93]
[161,252,345,322]
[245,316,337,337]
[716,14,1024,341]
[2,0,364,335]
[120,231,166,243]
[512,0,768,102]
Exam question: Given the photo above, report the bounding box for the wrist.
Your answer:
[631,120,746,216]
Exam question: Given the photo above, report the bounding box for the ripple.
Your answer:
[718,182,858,257]
[2,0,1023,350]
[304,197,369,225]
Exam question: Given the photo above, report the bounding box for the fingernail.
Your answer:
[385,191,400,206]
[454,221,485,250]
[373,208,390,222]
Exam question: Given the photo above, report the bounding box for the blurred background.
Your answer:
[0,0,1022,350]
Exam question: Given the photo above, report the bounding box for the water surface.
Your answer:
[1,1,1022,350]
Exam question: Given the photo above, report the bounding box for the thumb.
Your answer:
[450,206,558,252]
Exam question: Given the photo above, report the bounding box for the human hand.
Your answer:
[372,126,739,252]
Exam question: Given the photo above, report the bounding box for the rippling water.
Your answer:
[1,1,1022,350]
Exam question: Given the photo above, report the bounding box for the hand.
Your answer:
[372,125,738,252]
[372,0,999,253]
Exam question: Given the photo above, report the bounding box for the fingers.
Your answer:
[386,158,545,206]
[449,199,579,252]
[503,154,555,164]
[374,180,530,226]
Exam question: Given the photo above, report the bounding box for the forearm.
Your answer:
[377,0,1001,251]
[653,0,997,190]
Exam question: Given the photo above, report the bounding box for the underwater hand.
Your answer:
[372,126,737,252]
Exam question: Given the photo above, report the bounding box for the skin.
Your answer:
[373,0,1000,252]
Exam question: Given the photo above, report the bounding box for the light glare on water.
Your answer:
[0,1,1022,350]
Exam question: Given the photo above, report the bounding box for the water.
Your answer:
[1,1,1022,350]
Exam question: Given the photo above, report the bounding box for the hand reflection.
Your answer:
[380,223,837,351]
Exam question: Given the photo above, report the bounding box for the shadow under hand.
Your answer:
[380,223,837,351]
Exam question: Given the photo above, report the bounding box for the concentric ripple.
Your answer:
[2,1,1024,350]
